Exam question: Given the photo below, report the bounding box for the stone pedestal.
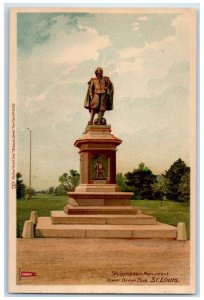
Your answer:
[64,125,134,211]
[76,125,120,185]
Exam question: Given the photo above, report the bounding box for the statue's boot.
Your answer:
[88,110,95,125]
[97,111,104,125]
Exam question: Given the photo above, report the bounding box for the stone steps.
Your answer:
[51,211,157,225]
[35,217,177,239]
[64,205,138,215]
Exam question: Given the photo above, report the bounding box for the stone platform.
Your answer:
[51,211,157,225]
[35,217,177,239]
[35,209,177,239]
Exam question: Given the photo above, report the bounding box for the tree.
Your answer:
[116,173,127,192]
[125,163,157,199]
[48,186,55,194]
[152,175,169,203]
[178,170,190,202]
[25,187,36,197]
[69,169,80,190]
[56,170,80,195]
[55,184,67,196]
[164,158,190,201]
[138,162,149,172]
[16,172,26,199]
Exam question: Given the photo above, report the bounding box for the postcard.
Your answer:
[8,7,196,294]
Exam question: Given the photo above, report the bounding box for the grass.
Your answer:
[17,195,190,239]
[17,194,67,237]
[131,199,190,239]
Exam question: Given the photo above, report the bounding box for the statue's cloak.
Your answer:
[84,76,114,112]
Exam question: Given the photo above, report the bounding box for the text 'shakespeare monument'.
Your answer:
[36,68,177,239]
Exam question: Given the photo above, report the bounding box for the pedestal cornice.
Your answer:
[74,125,122,149]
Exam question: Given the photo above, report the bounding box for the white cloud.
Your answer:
[132,22,139,31]
[54,27,111,65]
[116,13,193,98]
[30,15,111,67]
[138,16,148,21]
[35,90,49,102]
[117,58,144,74]
[120,13,193,62]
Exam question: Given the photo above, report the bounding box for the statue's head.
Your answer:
[95,67,103,78]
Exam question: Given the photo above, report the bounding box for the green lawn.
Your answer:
[17,195,190,239]
[17,194,67,237]
[131,199,190,239]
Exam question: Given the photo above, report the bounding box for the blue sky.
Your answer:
[16,9,196,189]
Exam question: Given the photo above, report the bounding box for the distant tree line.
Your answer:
[116,158,190,202]
[16,169,80,199]
[16,158,190,202]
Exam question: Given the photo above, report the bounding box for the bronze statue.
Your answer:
[84,67,114,125]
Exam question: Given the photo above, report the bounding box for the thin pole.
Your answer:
[27,128,32,199]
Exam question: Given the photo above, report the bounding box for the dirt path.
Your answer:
[17,238,190,286]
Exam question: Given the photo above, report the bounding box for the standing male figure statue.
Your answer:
[84,67,114,125]
[94,159,105,179]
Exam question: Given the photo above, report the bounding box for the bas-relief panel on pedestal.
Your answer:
[91,155,109,182]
